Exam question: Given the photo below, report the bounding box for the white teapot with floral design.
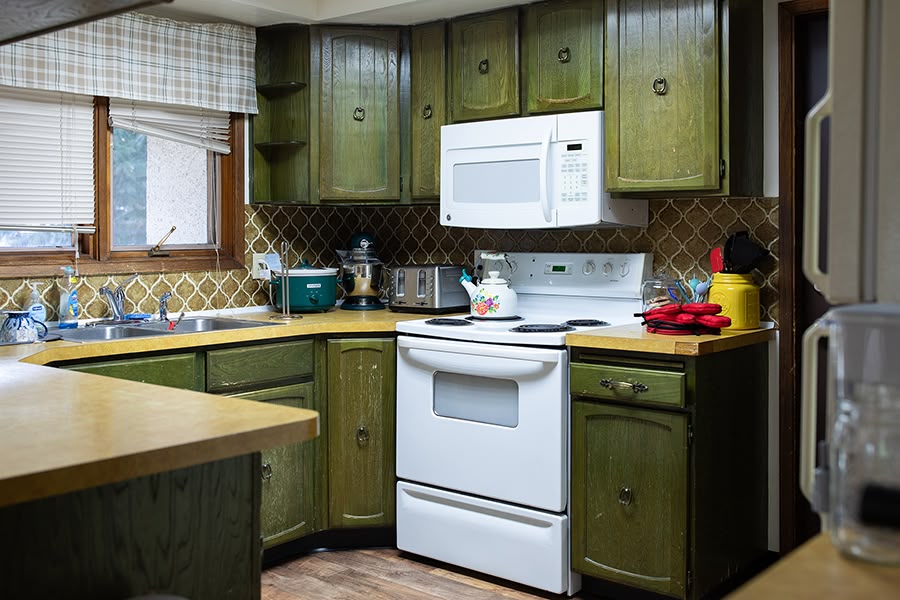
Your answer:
[458,253,518,319]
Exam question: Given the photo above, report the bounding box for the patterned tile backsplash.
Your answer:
[0,197,780,325]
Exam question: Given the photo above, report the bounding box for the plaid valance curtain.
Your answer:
[0,12,257,114]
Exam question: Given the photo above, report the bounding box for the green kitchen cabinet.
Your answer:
[326,337,396,528]
[206,339,315,394]
[230,382,323,547]
[253,24,311,204]
[410,21,447,198]
[313,27,401,202]
[64,352,205,391]
[449,9,520,122]
[522,0,604,114]
[605,0,762,195]
[569,343,769,599]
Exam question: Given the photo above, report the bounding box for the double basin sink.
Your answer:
[56,317,276,342]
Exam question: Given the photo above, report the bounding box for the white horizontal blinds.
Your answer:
[108,100,231,154]
[0,86,95,226]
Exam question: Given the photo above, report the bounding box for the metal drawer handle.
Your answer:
[618,487,634,506]
[422,103,433,119]
[478,58,489,74]
[651,76,668,95]
[356,425,370,446]
[599,378,649,393]
[353,106,366,121]
[261,462,273,481]
[557,47,570,63]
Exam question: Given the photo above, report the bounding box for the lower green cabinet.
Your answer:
[63,352,205,391]
[326,338,396,528]
[229,382,322,547]
[571,400,688,597]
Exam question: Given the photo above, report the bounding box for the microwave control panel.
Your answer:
[560,143,589,203]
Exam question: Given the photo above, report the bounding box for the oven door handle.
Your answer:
[398,335,562,363]
[398,336,562,378]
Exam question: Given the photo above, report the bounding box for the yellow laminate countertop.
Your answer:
[727,534,900,599]
[0,308,772,509]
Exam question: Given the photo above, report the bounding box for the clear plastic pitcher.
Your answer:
[802,304,900,564]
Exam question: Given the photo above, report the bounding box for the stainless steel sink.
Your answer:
[56,316,275,341]
[57,326,164,341]
[136,317,273,333]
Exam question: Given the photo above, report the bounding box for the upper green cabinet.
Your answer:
[253,24,310,204]
[449,9,520,122]
[605,0,762,195]
[315,27,401,201]
[522,0,604,114]
[326,338,396,529]
[410,22,447,198]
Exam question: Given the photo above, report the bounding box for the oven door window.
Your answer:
[433,372,518,427]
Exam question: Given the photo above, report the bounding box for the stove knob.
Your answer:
[620,262,630,277]
[582,260,596,275]
[602,261,613,276]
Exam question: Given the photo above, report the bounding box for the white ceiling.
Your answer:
[143,0,531,27]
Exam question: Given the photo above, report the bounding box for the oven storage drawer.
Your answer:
[396,481,569,594]
[570,363,685,408]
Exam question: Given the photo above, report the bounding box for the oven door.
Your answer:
[396,335,567,512]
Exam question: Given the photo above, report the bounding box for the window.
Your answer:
[0,90,244,277]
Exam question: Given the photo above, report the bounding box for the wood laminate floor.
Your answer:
[261,548,595,600]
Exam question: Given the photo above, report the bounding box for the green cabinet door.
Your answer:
[326,338,396,528]
[571,400,688,597]
[522,0,603,114]
[64,353,205,391]
[410,21,447,198]
[606,0,720,192]
[317,27,401,201]
[230,382,322,547]
[449,9,520,122]
[253,24,311,204]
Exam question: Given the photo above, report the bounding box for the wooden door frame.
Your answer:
[777,0,829,553]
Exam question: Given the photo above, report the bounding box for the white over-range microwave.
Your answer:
[440,110,647,229]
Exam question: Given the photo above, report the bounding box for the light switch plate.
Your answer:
[251,253,268,279]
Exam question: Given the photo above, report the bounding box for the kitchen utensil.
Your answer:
[458,252,518,318]
[337,232,386,310]
[388,265,469,313]
[167,312,185,331]
[801,305,900,564]
[0,311,47,343]
[688,275,701,301]
[694,280,710,303]
[710,247,724,273]
[730,234,770,273]
[270,260,338,312]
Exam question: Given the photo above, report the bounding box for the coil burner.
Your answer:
[564,319,610,327]
[510,323,576,333]
[425,318,474,326]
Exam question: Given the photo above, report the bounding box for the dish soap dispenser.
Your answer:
[26,282,46,323]
[58,266,79,329]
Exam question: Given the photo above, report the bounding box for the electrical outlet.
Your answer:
[251,253,268,279]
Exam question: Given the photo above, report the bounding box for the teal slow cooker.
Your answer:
[269,261,338,312]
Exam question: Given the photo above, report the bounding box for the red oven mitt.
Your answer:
[681,303,722,315]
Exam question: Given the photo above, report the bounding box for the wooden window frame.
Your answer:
[0,97,245,277]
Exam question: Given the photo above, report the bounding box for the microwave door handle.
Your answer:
[539,127,553,223]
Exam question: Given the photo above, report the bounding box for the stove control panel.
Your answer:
[473,251,653,298]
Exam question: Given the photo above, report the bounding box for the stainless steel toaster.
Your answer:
[388,265,469,313]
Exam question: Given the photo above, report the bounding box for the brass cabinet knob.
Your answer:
[353,106,366,121]
[356,425,370,446]
[478,59,489,74]
[422,104,433,119]
[618,486,634,506]
[557,47,570,63]
[261,462,273,481]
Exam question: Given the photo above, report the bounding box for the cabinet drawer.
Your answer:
[570,363,684,408]
[64,353,205,391]
[207,339,314,392]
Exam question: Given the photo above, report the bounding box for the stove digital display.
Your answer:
[544,262,572,275]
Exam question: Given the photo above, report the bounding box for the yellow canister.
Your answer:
[709,273,760,329]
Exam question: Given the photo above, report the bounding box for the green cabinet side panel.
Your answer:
[65,353,205,391]
[606,0,720,192]
[326,338,396,528]
[410,21,447,198]
[230,382,321,547]
[572,400,687,597]
[450,9,520,122]
[318,27,401,201]
[523,0,604,113]
[206,339,314,393]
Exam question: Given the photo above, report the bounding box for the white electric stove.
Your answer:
[395,252,652,595]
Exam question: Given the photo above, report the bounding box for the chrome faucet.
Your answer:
[159,291,172,322]
[98,274,139,321]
